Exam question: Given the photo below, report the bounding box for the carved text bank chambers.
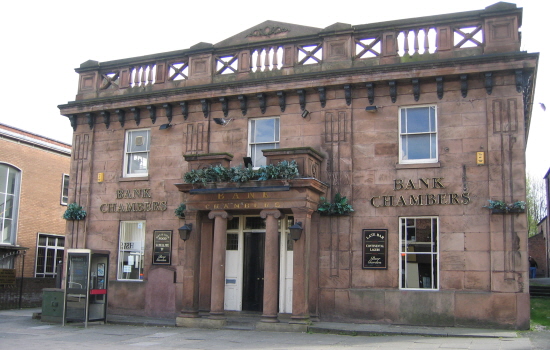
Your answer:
[58,2,538,329]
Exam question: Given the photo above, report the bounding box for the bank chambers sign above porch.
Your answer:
[99,188,168,213]
[369,178,471,208]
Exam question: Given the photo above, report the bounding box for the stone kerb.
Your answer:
[263,147,324,179]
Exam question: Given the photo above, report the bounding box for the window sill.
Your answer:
[399,288,439,291]
[119,176,149,182]
[115,279,144,282]
[396,162,440,170]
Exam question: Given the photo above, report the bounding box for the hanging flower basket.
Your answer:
[63,203,87,220]
[484,200,525,214]
[174,203,186,219]
[316,193,354,216]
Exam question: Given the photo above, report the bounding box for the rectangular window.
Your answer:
[61,174,69,205]
[124,129,151,177]
[399,217,438,290]
[35,234,65,278]
[399,106,437,163]
[118,221,145,281]
[248,117,279,167]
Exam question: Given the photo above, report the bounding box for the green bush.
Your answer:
[183,160,300,184]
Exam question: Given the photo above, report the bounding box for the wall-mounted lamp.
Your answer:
[159,123,172,130]
[213,118,233,126]
[365,106,378,113]
[301,110,309,118]
[178,223,193,241]
[289,222,303,241]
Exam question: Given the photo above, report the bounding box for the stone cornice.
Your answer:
[59,52,538,115]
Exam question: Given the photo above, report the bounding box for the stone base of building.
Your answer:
[176,317,227,328]
[255,322,308,333]
[319,289,530,330]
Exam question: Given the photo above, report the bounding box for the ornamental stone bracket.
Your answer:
[183,153,234,171]
[263,147,325,179]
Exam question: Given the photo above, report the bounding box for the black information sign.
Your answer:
[153,230,172,265]
[0,269,16,285]
[362,229,387,269]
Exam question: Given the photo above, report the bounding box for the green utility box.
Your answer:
[42,288,64,323]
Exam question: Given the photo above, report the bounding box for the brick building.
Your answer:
[0,123,71,279]
[528,220,546,277]
[58,3,537,329]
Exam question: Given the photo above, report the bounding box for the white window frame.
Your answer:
[123,129,151,177]
[399,216,439,290]
[61,174,69,205]
[35,233,65,278]
[398,105,438,164]
[0,163,21,246]
[117,220,145,281]
[248,117,280,168]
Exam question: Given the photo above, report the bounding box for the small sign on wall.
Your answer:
[153,230,172,265]
[362,229,388,269]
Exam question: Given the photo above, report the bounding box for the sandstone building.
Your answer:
[58,2,537,329]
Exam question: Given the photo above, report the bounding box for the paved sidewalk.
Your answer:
[7,307,519,338]
[106,312,519,338]
[0,308,542,349]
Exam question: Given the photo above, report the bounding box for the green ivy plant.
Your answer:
[484,199,526,213]
[63,202,87,220]
[316,193,354,216]
[183,160,299,184]
[174,203,186,218]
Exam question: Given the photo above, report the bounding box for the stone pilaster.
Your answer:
[208,210,232,319]
[290,208,314,324]
[260,209,282,323]
[179,210,201,318]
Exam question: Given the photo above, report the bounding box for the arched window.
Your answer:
[0,163,21,245]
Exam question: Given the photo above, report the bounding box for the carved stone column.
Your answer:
[179,210,201,318]
[290,208,314,324]
[260,209,282,323]
[208,210,232,319]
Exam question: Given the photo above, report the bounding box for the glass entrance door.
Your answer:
[223,215,293,313]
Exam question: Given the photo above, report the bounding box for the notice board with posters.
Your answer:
[362,229,387,269]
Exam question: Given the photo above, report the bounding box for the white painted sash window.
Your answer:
[399,106,437,163]
[124,129,151,177]
[248,117,279,167]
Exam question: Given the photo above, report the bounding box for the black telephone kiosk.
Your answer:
[63,249,109,327]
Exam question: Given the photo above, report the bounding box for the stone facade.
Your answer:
[58,3,537,329]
